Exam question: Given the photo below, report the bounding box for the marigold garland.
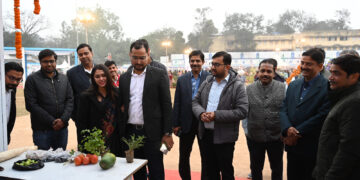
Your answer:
[286,65,301,85]
[33,0,40,14]
[14,0,22,59]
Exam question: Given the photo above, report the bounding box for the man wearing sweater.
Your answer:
[246,59,286,180]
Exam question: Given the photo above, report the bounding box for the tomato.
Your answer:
[83,156,90,165]
[74,157,82,166]
[90,155,98,164]
[78,154,85,161]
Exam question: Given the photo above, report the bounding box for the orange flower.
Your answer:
[33,0,40,14]
[286,65,301,85]
[15,32,22,59]
[14,0,20,7]
[14,7,21,29]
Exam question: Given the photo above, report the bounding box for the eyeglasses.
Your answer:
[41,60,55,64]
[210,62,225,67]
[6,75,23,83]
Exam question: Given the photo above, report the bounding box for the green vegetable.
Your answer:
[80,128,107,156]
[99,153,116,170]
[16,159,38,166]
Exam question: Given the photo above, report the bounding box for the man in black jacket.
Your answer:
[25,49,73,150]
[4,62,23,144]
[314,54,360,180]
[172,50,209,180]
[119,39,173,180]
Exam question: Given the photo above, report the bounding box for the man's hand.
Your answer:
[287,127,300,137]
[53,119,65,131]
[206,112,215,121]
[201,112,215,122]
[200,113,210,122]
[173,127,181,136]
[162,135,174,150]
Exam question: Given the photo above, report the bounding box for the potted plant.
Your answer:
[122,135,145,163]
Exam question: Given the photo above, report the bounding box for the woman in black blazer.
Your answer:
[77,64,125,156]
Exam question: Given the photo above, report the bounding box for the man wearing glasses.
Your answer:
[24,49,73,150]
[4,62,23,144]
[192,51,248,180]
[118,39,173,180]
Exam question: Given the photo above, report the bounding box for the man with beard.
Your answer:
[246,59,286,180]
[118,39,173,180]
[67,44,94,144]
[192,51,248,180]
[173,50,209,180]
[314,54,360,180]
[280,48,331,180]
[25,49,73,150]
[104,60,120,87]
[4,62,23,144]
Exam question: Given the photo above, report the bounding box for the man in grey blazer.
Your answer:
[173,50,209,180]
[192,51,248,180]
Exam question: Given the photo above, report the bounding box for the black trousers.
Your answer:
[178,119,208,180]
[126,124,164,180]
[246,137,284,180]
[200,129,235,180]
[287,151,316,180]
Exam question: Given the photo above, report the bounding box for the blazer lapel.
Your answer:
[186,73,193,98]
[78,65,91,85]
[143,66,152,98]
[123,70,132,107]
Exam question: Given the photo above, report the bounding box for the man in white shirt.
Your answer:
[118,39,173,180]
[4,62,24,144]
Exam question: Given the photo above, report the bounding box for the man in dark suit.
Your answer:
[66,43,94,144]
[280,48,331,180]
[4,62,24,144]
[118,39,173,180]
[173,50,209,180]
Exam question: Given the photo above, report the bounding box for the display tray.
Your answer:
[12,159,44,171]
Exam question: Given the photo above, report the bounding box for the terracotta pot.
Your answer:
[125,150,134,163]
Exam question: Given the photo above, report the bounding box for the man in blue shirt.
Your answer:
[193,51,248,180]
[173,50,209,180]
[280,48,330,180]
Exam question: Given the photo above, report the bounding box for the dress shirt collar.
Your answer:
[214,74,230,83]
[191,70,202,79]
[131,66,147,76]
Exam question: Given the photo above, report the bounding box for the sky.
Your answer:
[2,0,360,40]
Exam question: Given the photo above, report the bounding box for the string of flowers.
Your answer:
[14,0,22,59]
[33,0,40,15]
[286,65,301,85]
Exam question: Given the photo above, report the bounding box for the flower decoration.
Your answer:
[33,0,40,15]
[286,65,301,85]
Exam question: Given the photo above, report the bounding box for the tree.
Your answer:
[58,6,129,65]
[269,10,309,34]
[302,9,350,31]
[141,27,186,59]
[4,11,48,47]
[187,7,218,52]
[223,13,264,51]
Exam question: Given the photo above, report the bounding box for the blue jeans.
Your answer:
[33,128,68,150]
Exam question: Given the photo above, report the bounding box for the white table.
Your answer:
[0,153,147,180]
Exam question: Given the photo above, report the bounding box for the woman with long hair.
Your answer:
[77,64,125,156]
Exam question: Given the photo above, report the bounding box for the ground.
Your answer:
[8,87,287,179]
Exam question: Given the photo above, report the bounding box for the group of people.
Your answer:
[4,38,360,180]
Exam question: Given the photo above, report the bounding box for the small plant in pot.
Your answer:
[122,134,145,163]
